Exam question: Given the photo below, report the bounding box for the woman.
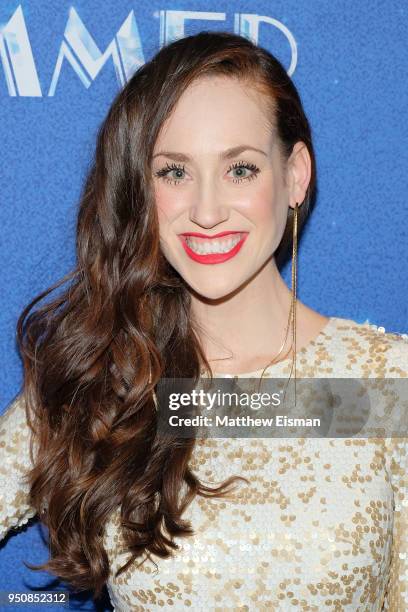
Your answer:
[1,31,407,611]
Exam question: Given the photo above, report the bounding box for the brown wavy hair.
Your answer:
[16,31,316,599]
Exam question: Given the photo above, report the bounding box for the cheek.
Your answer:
[243,183,279,223]
[154,184,186,223]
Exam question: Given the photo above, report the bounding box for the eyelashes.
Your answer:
[153,160,261,185]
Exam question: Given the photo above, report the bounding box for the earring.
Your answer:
[257,202,299,404]
[288,202,299,400]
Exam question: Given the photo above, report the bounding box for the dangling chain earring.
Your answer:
[256,202,299,406]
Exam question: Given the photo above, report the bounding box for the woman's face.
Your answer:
[151,75,305,299]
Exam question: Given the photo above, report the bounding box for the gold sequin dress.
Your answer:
[1,316,407,611]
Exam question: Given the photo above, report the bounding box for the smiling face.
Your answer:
[151,75,302,300]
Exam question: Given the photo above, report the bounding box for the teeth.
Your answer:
[185,234,242,255]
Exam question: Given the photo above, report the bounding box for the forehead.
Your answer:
[154,75,275,153]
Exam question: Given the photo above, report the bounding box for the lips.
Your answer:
[178,231,249,265]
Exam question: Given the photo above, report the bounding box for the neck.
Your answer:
[190,258,297,374]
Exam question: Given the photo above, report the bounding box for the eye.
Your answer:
[154,162,186,185]
[227,160,260,183]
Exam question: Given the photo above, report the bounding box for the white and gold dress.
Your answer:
[1,317,407,611]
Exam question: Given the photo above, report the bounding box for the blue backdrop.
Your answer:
[1,1,407,610]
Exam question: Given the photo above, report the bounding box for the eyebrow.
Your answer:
[152,144,268,162]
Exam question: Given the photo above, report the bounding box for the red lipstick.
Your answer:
[178,232,249,265]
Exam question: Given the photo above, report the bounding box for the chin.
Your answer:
[182,274,247,301]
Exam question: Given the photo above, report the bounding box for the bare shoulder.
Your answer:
[296,302,331,343]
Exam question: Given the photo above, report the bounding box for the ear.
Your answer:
[286,141,312,209]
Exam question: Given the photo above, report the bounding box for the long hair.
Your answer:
[16,31,317,599]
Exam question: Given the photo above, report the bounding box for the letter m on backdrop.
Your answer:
[49,8,144,96]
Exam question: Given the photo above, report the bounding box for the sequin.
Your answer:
[1,316,407,611]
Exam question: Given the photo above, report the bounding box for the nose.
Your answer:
[188,177,230,229]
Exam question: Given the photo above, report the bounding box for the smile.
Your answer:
[178,232,249,265]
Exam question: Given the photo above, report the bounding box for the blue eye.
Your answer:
[154,162,186,184]
[227,161,260,183]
